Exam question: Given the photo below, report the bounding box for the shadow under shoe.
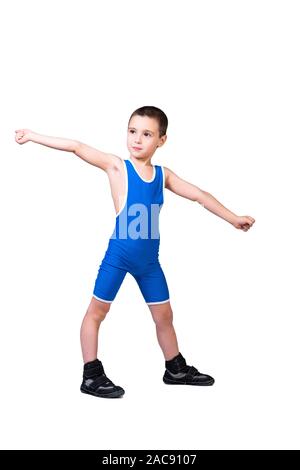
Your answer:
[80,359,125,398]
[163,353,215,386]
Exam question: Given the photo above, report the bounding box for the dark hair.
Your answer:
[128,106,168,138]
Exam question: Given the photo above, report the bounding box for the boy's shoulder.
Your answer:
[162,165,172,183]
[107,154,124,172]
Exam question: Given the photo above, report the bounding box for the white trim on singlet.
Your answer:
[128,157,156,183]
[115,158,128,217]
[146,298,170,305]
[161,165,166,204]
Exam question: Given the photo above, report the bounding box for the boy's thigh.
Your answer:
[93,259,127,304]
[132,262,170,305]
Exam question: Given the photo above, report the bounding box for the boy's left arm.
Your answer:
[164,167,255,231]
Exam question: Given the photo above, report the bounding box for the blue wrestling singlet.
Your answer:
[92,157,170,305]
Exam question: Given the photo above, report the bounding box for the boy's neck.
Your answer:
[129,154,153,167]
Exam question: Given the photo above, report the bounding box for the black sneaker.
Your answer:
[80,359,125,398]
[163,352,215,386]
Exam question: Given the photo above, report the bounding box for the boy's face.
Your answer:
[127,115,167,159]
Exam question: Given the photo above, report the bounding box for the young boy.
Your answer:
[15,106,255,399]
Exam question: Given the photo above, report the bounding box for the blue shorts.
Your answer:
[93,256,170,305]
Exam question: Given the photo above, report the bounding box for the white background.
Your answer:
[1,0,299,450]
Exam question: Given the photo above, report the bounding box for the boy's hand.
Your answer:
[232,215,255,231]
[15,129,34,144]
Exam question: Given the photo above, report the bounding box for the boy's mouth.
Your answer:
[132,146,142,151]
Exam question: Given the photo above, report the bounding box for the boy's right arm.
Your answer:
[15,129,121,172]
[73,141,121,171]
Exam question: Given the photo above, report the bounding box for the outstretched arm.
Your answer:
[15,129,121,172]
[164,167,255,231]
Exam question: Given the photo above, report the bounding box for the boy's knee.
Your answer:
[153,307,173,327]
[87,297,111,321]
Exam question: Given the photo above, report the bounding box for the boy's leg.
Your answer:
[147,301,179,360]
[83,258,127,362]
[134,262,179,359]
[80,256,127,399]
[148,301,214,386]
[80,297,125,398]
[80,296,111,363]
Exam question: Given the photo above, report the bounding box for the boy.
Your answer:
[15,105,255,399]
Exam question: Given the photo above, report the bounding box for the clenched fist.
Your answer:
[15,129,33,144]
[232,216,255,232]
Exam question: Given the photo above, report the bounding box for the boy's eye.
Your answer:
[129,129,151,137]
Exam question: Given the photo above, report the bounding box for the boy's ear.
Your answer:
[158,135,167,147]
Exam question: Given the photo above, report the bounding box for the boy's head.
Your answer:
[127,106,168,159]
